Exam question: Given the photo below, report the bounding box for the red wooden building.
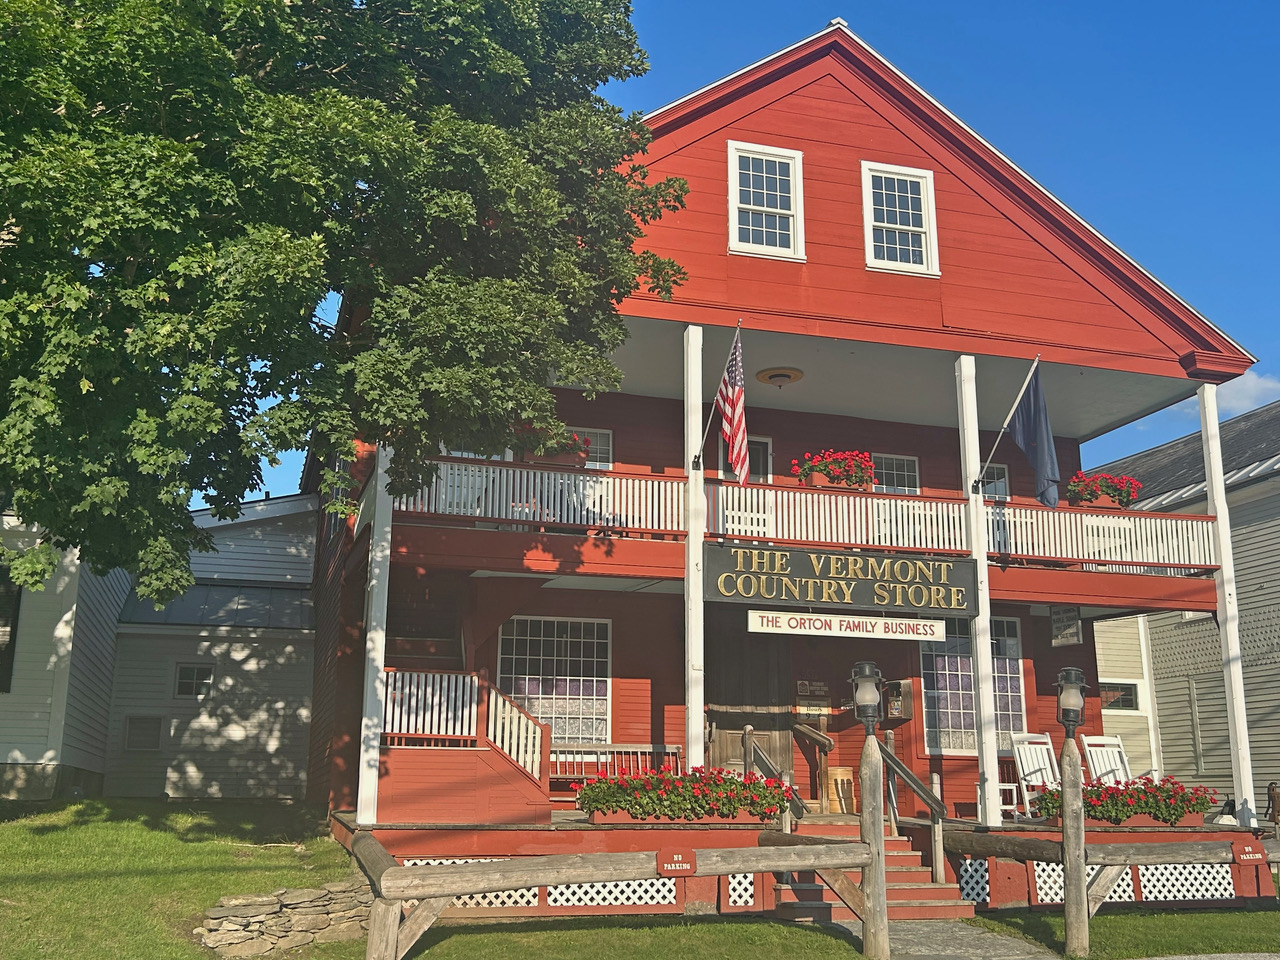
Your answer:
[305,20,1259,918]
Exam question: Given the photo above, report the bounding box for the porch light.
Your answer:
[755,367,804,388]
[851,661,884,734]
[1055,666,1088,739]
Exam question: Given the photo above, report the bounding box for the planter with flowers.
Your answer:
[1034,775,1216,827]
[574,766,792,824]
[791,449,876,491]
[1064,471,1143,510]
[519,431,593,469]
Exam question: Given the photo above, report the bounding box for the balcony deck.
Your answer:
[393,460,1217,576]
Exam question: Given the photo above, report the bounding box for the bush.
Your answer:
[1035,775,1217,825]
[574,766,793,821]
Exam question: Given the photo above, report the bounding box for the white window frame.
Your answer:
[861,160,940,277]
[982,463,1010,500]
[174,663,214,700]
[1098,679,1142,712]
[728,141,806,261]
[720,434,772,484]
[921,616,1026,757]
[497,616,613,744]
[871,453,920,496]
[569,427,614,471]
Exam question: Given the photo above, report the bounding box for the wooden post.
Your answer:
[365,898,400,960]
[741,724,755,775]
[819,715,830,815]
[884,730,900,837]
[930,772,945,884]
[859,732,889,960]
[1062,736,1089,957]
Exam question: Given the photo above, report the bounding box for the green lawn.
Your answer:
[0,799,863,960]
[970,904,1280,959]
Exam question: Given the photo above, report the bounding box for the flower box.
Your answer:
[587,810,765,825]
[1047,812,1204,828]
[522,448,588,469]
[803,473,871,492]
[791,449,875,488]
[1070,493,1122,510]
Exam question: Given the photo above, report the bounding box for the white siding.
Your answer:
[60,568,133,773]
[191,511,316,584]
[1093,619,1145,680]
[0,538,79,781]
[105,633,312,798]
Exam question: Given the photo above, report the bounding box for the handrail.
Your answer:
[485,681,551,790]
[793,722,834,753]
[877,739,946,819]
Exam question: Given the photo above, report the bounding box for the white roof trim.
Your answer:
[1137,453,1280,511]
[191,492,318,529]
[645,21,1253,364]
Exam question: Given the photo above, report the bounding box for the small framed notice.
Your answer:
[1232,840,1265,864]
[1050,606,1083,647]
[656,847,697,877]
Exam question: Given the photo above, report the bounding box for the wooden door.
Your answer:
[706,630,793,780]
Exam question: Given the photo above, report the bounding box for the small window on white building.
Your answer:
[1100,682,1139,710]
[861,161,940,276]
[498,618,611,743]
[175,664,214,699]
[570,428,613,470]
[728,141,805,260]
[124,715,163,751]
[872,454,920,495]
[982,464,1010,499]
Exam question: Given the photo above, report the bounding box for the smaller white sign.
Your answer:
[1050,605,1083,647]
[747,609,946,641]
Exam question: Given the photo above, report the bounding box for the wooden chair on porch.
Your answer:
[1011,732,1060,820]
[1080,734,1133,785]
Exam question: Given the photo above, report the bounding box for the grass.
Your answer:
[0,799,864,960]
[969,904,1280,959]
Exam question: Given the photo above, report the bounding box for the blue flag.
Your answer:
[1007,368,1060,508]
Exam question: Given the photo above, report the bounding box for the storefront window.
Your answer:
[921,617,1025,754]
[498,617,610,743]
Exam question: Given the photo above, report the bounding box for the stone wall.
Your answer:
[198,876,372,957]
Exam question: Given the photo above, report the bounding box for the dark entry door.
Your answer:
[706,629,793,780]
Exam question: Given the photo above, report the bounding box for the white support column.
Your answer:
[1199,383,1256,825]
[357,445,394,827]
[684,325,707,769]
[955,355,1002,826]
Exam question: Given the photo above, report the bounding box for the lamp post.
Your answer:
[1057,666,1089,957]
[853,661,888,960]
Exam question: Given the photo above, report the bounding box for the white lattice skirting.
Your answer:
[728,873,755,907]
[1035,861,1232,903]
[959,859,990,902]
[547,878,677,907]
[401,858,538,908]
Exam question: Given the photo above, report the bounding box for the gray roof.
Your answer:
[1092,399,1280,506]
[120,583,314,631]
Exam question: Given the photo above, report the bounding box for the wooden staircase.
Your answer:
[769,819,974,921]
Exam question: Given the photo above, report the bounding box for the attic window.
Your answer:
[861,161,940,277]
[728,141,805,260]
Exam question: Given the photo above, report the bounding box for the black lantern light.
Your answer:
[851,661,884,734]
[1055,666,1088,739]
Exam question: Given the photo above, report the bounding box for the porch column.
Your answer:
[1198,383,1256,825]
[684,324,706,769]
[357,445,394,827]
[955,355,1002,826]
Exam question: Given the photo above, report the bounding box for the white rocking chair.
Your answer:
[1011,732,1061,819]
[1080,734,1133,785]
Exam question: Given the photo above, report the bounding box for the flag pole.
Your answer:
[692,320,743,469]
[972,354,1041,494]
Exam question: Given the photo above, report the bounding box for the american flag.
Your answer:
[716,329,749,484]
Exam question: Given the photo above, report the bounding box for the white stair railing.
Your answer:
[383,671,478,740]
[487,692,544,782]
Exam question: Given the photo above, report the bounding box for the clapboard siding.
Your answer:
[104,634,313,798]
[1099,713,1154,779]
[190,511,316,584]
[60,568,132,773]
[0,544,79,765]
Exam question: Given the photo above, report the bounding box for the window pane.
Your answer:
[872,454,919,495]
[868,170,929,268]
[498,618,611,743]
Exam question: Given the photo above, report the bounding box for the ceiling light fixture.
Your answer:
[756,367,804,388]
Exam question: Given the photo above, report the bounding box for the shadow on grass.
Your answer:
[971,910,1066,953]
[0,797,332,844]
[406,915,863,959]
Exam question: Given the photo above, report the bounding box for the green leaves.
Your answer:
[0,0,684,600]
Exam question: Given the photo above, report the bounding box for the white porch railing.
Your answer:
[487,693,544,782]
[985,503,1217,569]
[395,459,685,532]
[549,743,684,782]
[383,670,478,740]
[706,482,969,553]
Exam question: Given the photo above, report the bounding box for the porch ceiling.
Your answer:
[614,317,1199,442]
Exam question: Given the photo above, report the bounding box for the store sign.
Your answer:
[749,609,946,641]
[1050,605,1083,647]
[704,543,976,616]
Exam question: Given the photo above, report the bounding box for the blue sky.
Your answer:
[252,2,1277,500]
